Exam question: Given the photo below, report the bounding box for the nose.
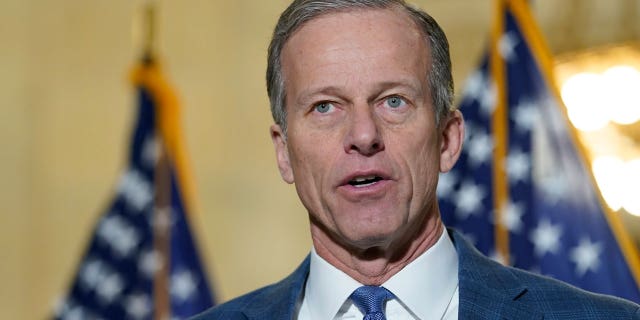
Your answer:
[344,104,384,156]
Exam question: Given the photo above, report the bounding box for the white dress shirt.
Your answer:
[296,228,459,320]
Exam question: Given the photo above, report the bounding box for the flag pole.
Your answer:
[138,1,173,318]
[507,0,640,290]
[153,151,172,320]
[491,0,511,265]
[52,3,214,318]
[142,1,156,65]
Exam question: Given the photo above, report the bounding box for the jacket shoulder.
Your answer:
[450,229,640,319]
[190,256,310,320]
[510,267,640,318]
[189,283,281,320]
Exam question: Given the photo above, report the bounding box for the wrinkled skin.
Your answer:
[271,8,464,284]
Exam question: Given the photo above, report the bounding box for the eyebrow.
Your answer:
[373,80,424,98]
[295,79,425,106]
[295,86,345,107]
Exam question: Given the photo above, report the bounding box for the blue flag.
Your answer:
[54,63,215,319]
[439,0,640,302]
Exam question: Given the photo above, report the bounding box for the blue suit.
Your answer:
[192,230,640,319]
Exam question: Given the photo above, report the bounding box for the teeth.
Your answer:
[349,175,382,187]
[353,175,376,182]
[354,181,376,188]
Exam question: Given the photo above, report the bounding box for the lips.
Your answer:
[336,170,394,201]
[339,171,391,188]
[348,175,383,188]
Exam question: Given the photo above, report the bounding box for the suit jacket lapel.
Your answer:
[450,230,543,320]
[240,231,544,319]
[243,256,310,320]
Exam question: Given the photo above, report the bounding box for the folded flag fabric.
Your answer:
[439,0,640,302]
[54,62,215,319]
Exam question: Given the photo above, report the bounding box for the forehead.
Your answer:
[281,8,431,96]
[283,7,427,58]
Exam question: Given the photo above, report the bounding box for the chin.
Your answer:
[342,227,400,251]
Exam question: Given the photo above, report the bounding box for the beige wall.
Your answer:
[1,0,637,318]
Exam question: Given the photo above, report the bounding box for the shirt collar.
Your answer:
[383,228,459,320]
[306,247,362,320]
[305,227,458,320]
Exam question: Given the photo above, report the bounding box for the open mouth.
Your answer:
[348,175,383,188]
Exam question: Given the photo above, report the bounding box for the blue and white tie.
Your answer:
[350,285,394,320]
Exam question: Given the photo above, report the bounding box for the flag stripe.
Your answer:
[506,0,640,289]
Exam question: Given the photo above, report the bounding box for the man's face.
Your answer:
[272,8,463,250]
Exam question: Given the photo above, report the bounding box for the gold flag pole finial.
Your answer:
[142,1,156,65]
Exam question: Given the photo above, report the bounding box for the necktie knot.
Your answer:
[350,286,394,320]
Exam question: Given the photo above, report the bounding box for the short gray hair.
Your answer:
[266,0,454,133]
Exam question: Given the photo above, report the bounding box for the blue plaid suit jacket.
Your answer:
[192,229,640,319]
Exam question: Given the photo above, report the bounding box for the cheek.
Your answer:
[288,144,316,181]
[389,108,440,176]
[398,129,441,195]
[287,134,342,218]
[287,134,336,189]
[398,139,440,219]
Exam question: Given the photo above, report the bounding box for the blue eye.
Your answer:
[315,102,333,113]
[386,96,405,108]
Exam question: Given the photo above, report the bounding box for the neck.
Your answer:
[311,212,444,285]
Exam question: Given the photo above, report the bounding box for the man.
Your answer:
[194,0,640,319]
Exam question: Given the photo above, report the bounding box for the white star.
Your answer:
[114,228,140,258]
[512,99,538,133]
[570,237,603,277]
[139,249,163,278]
[506,149,531,184]
[537,174,568,204]
[97,215,140,258]
[529,219,563,257]
[118,168,153,212]
[454,181,487,219]
[463,122,478,144]
[96,273,124,304]
[462,70,486,102]
[499,31,520,62]
[437,172,458,199]
[54,298,72,319]
[466,131,494,167]
[61,305,86,320]
[124,293,152,319]
[479,80,497,116]
[79,259,105,291]
[171,270,198,302]
[498,201,525,233]
[142,136,160,169]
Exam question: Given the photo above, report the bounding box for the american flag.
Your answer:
[439,0,640,302]
[54,62,215,319]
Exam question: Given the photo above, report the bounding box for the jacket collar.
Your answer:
[242,256,309,320]
[242,229,543,320]
[450,229,543,320]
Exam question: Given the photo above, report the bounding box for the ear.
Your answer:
[270,124,294,184]
[439,110,465,173]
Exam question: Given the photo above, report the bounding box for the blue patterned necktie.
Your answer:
[350,286,394,320]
